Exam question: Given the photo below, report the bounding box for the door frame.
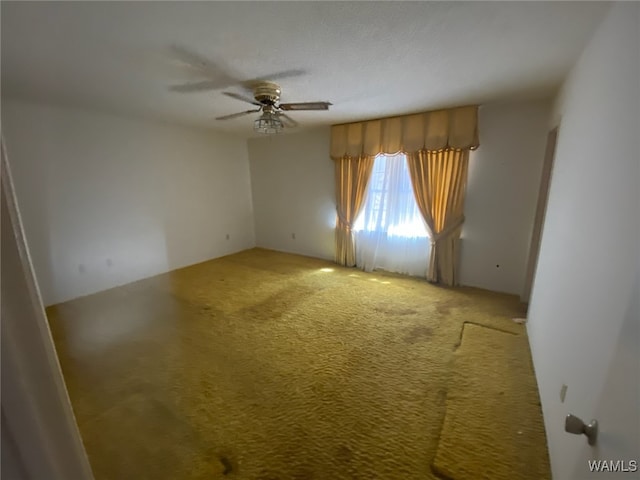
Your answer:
[1,138,94,479]
[522,126,559,303]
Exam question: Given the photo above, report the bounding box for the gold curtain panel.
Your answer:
[334,155,375,266]
[330,105,479,159]
[407,149,469,285]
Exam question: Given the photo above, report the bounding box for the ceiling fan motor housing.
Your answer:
[254,82,281,105]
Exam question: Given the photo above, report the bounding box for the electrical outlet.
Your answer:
[560,384,568,403]
[291,233,296,240]
[226,234,230,240]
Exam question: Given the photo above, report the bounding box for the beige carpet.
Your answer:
[47,248,550,479]
[432,323,550,480]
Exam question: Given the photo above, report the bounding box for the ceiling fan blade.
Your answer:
[168,44,224,75]
[216,109,261,121]
[223,91,261,106]
[266,69,306,81]
[277,113,299,128]
[279,102,332,111]
[168,44,239,88]
[169,80,222,93]
[241,69,306,88]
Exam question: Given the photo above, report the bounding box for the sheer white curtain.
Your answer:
[353,153,430,277]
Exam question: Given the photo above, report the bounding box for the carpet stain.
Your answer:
[435,299,457,316]
[404,325,434,343]
[219,455,233,475]
[374,305,418,316]
[335,445,354,463]
[46,248,548,480]
[239,285,318,322]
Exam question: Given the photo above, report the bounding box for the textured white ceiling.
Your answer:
[1,1,609,137]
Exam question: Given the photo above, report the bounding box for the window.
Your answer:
[354,153,428,238]
[353,153,430,277]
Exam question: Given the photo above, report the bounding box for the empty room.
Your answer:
[1,2,638,480]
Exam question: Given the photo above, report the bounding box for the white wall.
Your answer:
[248,128,335,260]
[461,101,550,295]
[527,3,639,479]
[247,105,550,296]
[2,99,255,305]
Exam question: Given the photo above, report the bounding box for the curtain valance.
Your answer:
[330,105,479,160]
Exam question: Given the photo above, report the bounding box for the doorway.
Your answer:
[522,126,559,304]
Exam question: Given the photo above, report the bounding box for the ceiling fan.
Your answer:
[216,82,332,134]
[167,46,331,133]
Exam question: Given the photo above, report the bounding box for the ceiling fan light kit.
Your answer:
[254,110,284,135]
